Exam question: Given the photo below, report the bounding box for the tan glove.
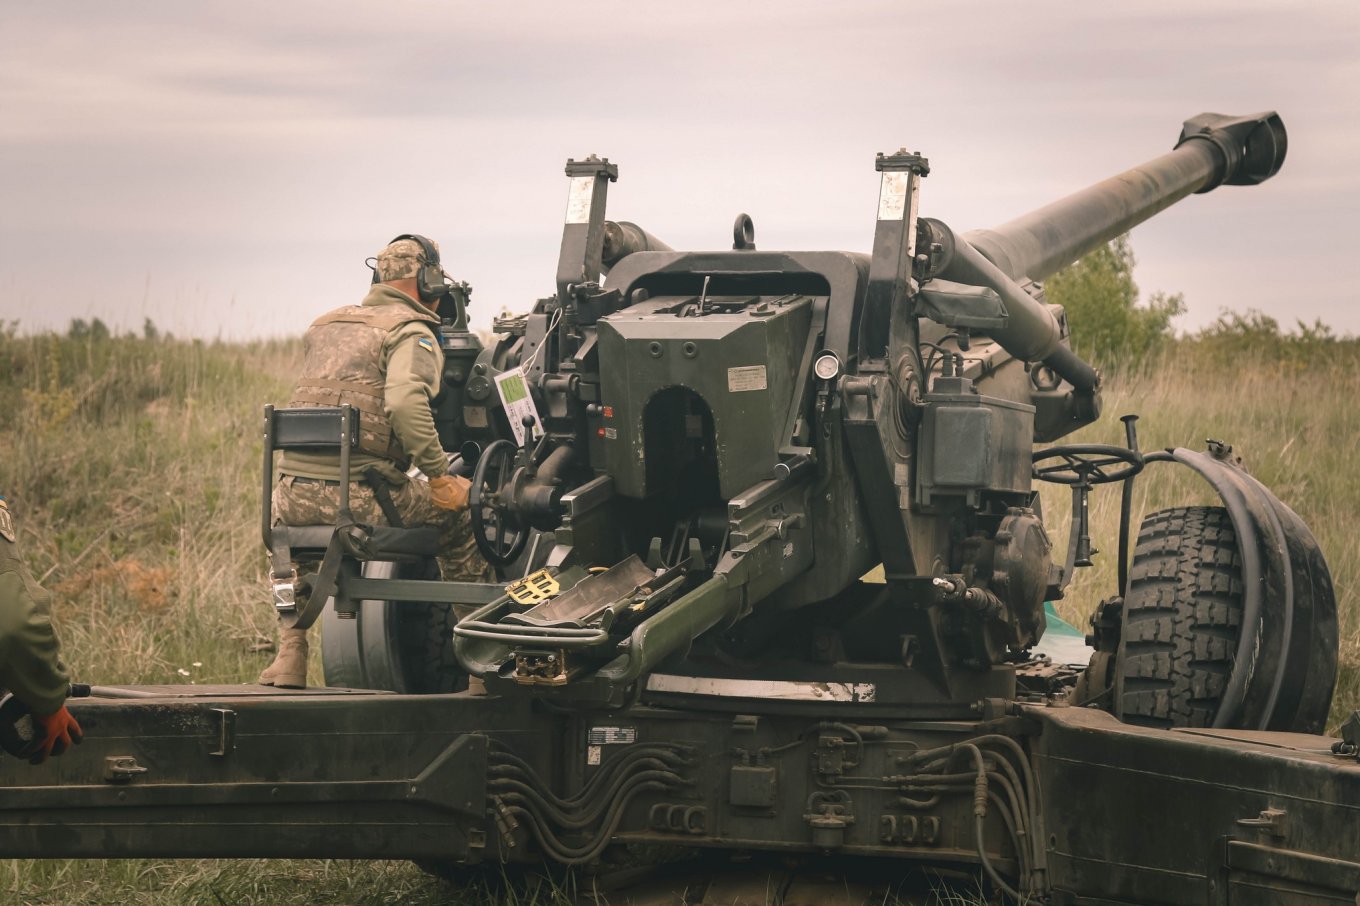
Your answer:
[429,474,471,512]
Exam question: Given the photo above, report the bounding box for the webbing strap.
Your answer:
[362,468,405,529]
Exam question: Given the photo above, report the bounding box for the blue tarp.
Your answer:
[1034,602,1093,666]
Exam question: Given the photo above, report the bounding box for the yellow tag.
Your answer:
[506,569,560,606]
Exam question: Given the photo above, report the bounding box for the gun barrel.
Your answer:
[965,111,1286,282]
[601,220,672,270]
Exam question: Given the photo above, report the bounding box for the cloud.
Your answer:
[1,0,1357,337]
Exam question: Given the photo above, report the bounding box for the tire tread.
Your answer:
[1115,506,1243,729]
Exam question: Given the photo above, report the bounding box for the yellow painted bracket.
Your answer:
[506,569,560,607]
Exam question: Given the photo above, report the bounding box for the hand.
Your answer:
[429,474,471,512]
[29,705,83,765]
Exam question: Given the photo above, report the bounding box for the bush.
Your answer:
[1043,235,1184,370]
[1184,308,1354,372]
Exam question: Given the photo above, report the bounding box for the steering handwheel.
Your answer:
[469,439,530,567]
[1032,444,1144,486]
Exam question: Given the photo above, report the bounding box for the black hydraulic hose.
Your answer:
[899,770,984,789]
[507,779,671,865]
[987,767,1028,849]
[986,756,1030,843]
[957,744,1023,903]
[987,771,1033,891]
[987,789,1030,892]
[819,722,866,768]
[492,768,685,830]
[490,754,682,813]
[975,735,1044,885]
[954,744,1022,902]
[898,735,1041,897]
[490,746,689,866]
[971,735,1041,826]
[901,768,1021,834]
[977,817,1024,902]
[490,745,689,806]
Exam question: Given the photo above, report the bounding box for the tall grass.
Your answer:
[0,324,1354,904]
[1039,337,1360,729]
[0,329,298,687]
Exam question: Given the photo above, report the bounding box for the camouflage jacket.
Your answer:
[0,499,71,716]
[281,285,448,483]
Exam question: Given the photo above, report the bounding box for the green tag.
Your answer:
[499,372,527,403]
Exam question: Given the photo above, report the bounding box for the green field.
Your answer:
[0,324,1356,904]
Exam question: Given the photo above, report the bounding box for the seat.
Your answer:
[272,524,440,560]
[261,405,440,629]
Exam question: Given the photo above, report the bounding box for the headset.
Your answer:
[371,233,449,307]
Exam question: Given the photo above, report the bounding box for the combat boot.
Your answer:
[258,627,309,689]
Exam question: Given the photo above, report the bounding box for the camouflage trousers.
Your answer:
[272,475,492,590]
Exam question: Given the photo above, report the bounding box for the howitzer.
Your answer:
[1,111,1354,905]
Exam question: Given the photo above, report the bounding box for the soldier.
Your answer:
[259,235,492,688]
[0,495,83,764]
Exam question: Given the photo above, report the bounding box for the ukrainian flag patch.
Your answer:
[418,336,435,352]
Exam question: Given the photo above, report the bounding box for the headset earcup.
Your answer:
[419,265,442,305]
[420,265,432,302]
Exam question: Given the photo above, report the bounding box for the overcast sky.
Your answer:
[1,1,1357,340]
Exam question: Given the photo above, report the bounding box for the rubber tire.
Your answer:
[396,571,467,694]
[321,559,467,694]
[1114,506,1243,729]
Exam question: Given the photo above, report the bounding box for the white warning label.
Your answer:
[588,726,637,745]
[565,176,594,224]
[877,170,909,221]
[494,367,544,447]
[727,365,767,393]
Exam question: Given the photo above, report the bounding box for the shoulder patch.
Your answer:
[0,500,14,544]
[417,336,435,352]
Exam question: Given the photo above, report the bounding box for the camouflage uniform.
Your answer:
[0,497,71,716]
[274,239,491,587]
[272,474,490,596]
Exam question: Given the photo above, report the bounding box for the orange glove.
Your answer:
[29,705,83,764]
[428,474,471,512]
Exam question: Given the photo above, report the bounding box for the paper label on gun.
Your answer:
[565,176,594,224]
[878,171,909,221]
[727,365,767,392]
[494,367,543,446]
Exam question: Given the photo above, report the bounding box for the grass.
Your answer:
[1036,343,1360,729]
[0,330,296,688]
[0,323,1355,904]
[0,859,502,906]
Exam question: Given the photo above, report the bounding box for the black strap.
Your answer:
[362,468,405,528]
[269,528,296,585]
[286,530,344,631]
